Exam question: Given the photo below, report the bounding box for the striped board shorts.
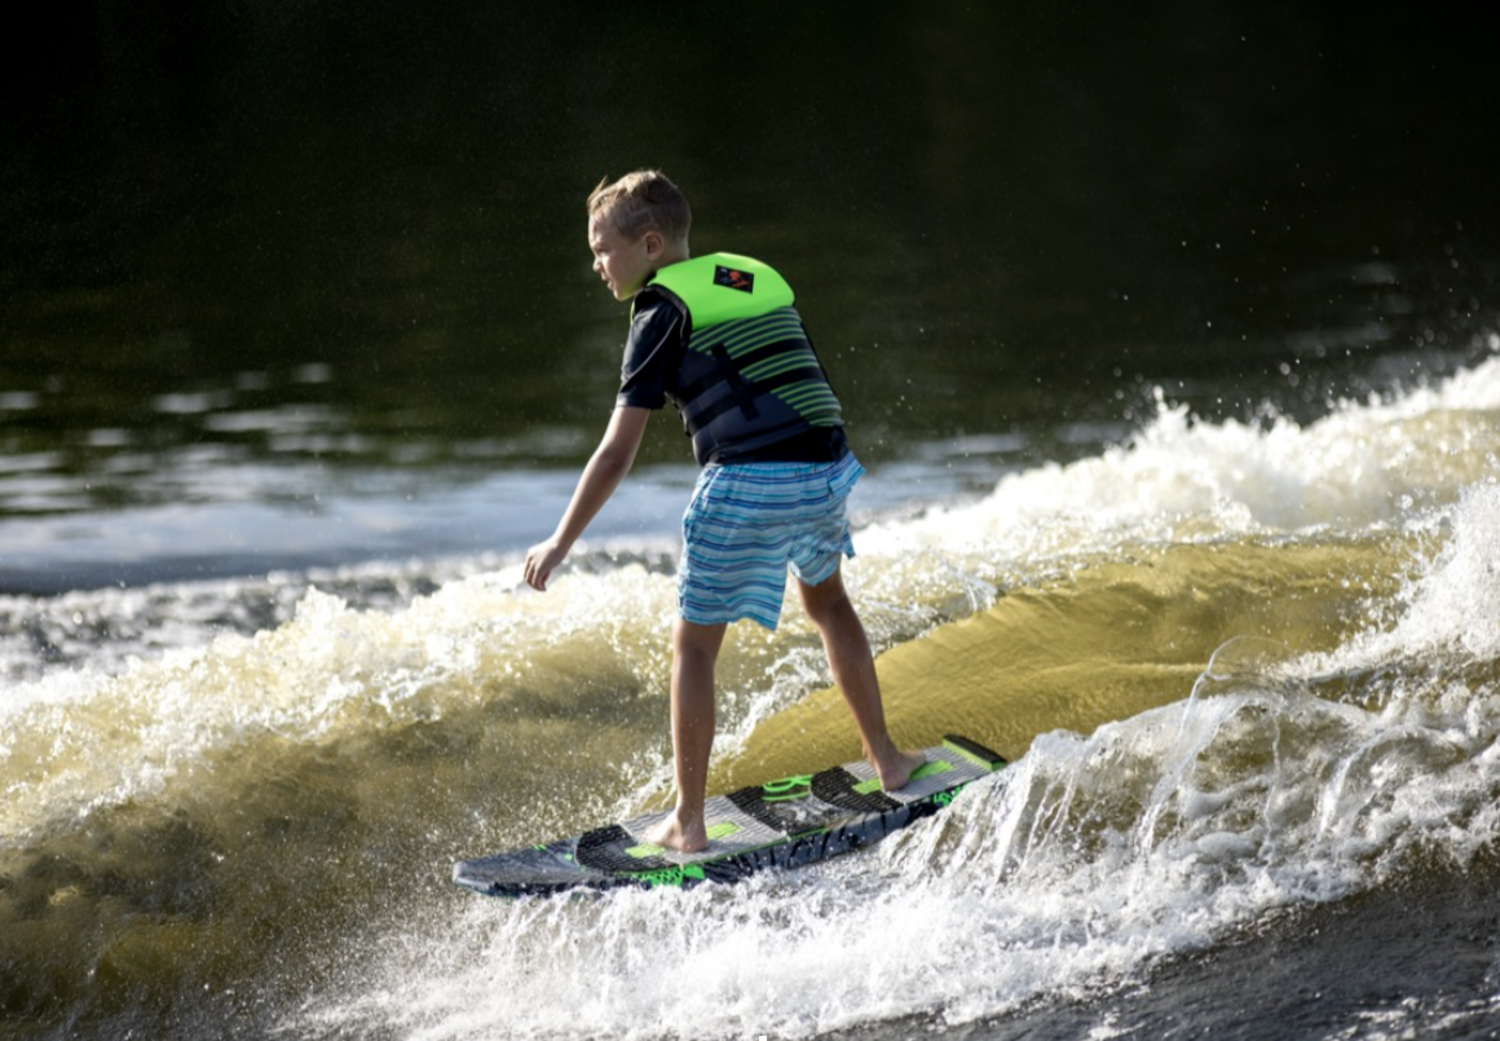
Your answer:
[678,451,864,630]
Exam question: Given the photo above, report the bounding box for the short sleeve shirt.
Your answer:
[615,288,686,411]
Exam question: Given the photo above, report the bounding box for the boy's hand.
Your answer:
[522,406,649,594]
[523,539,567,591]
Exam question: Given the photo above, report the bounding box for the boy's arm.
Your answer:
[523,405,651,592]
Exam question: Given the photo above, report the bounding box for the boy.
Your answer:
[523,169,923,853]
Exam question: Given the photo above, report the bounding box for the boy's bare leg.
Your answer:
[799,566,926,789]
[645,618,727,853]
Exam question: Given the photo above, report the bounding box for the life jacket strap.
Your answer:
[689,362,831,429]
[708,343,761,422]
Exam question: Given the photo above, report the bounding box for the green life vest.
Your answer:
[643,253,843,465]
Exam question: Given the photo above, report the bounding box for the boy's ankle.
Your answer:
[647,810,709,853]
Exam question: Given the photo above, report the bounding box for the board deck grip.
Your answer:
[626,820,743,859]
[851,758,953,795]
[941,734,1007,771]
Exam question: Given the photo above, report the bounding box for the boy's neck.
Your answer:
[643,248,690,289]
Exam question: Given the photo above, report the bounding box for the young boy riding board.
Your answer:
[523,169,924,853]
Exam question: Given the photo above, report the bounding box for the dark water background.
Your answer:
[4,1,1496,589]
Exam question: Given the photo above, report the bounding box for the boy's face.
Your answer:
[588,216,659,301]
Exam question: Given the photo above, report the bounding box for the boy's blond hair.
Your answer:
[587,169,692,247]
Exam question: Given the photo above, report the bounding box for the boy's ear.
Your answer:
[642,228,665,259]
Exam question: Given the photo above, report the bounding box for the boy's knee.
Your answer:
[673,618,726,661]
[799,574,852,625]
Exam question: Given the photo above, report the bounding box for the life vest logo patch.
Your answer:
[714,265,755,293]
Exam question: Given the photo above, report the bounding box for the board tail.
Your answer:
[942,734,1007,772]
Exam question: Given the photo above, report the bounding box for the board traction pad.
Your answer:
[453,734,1006,898]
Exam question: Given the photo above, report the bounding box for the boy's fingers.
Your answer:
[523,550,551,591]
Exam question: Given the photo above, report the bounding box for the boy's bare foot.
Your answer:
[876,748,928,792]
[644,810,708,854]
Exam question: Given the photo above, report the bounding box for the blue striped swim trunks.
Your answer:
[678,451,864,630]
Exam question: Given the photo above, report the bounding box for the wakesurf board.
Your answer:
[453,733,1005,898]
